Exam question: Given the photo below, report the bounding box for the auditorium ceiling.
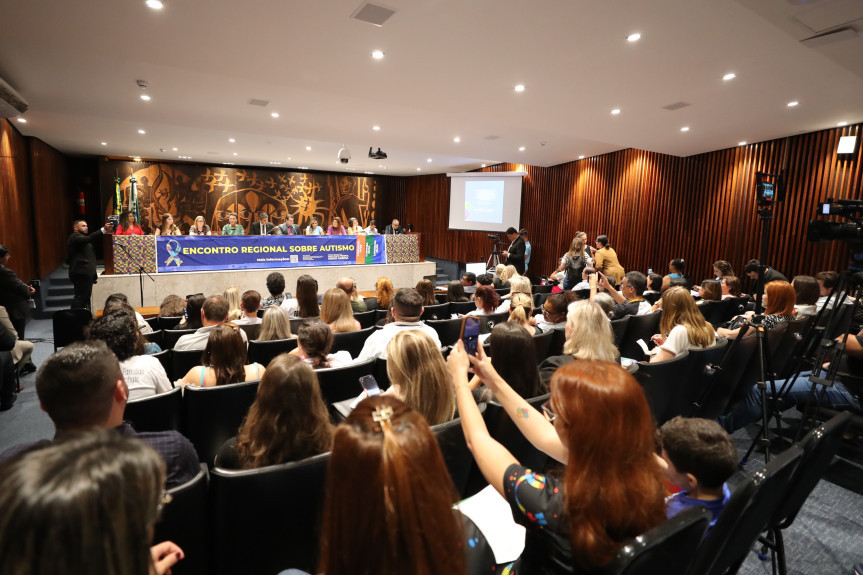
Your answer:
[1,0,862,175]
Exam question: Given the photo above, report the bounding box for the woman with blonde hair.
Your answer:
[507,275,533,297]
[375,276,394,311]
[539,300,617,386]
[385,330,455,425]
[188,215,212,235]
[508,292,540,335]
[552,236,586,290]
[215,354,334,469]
[504,264,519,280]
[650,286,716,363]
[258,306,293,341]
[320,288,360,333]
[494,264,510,289]
[223,285,243,321]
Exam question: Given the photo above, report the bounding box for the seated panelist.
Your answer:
[249,212,275,236]
[221,212,245,235]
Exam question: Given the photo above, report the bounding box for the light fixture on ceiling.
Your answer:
[372,125,380,131]
[481,164,486,168]
[271,112,280,118]
[627,33,641,42]
[305,146,312,151]
[16,117,26,123]
[172,147,178,151]
[416,168,421,171]
[738,141,747,146]
[427,158,432,162]
[681,126,690,132]
[837,121,848,127]
[140,94,151,101]
[453,136,460,143]
[229,138,235,143]
[365,171,374,175]
[787,101,799,107]
[611,108,621,115]
[371,50,385,59]
[145,0,164,9]
[514,84,525,92]
[133,157,142,162]
[100,141,107,146]
[138,129,146,134]
[518,146,525,151]
[232,152,238,156]
[723,73,736,81]
[578,155,585,159]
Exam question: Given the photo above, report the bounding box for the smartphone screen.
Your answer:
[460,316,481,356]
[359,375,381,396]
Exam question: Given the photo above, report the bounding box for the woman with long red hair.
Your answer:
[448,347,666,574]
[718,280,796,339]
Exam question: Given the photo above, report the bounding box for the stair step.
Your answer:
[47,286,75,297]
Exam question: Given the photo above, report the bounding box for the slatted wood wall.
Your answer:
[30,138,74,276]
[0,119,37,281]
[388,124,861,285]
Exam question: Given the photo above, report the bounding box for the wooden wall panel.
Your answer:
[30,137,74,276]
[0,119,36,281]
[399,124,861,286]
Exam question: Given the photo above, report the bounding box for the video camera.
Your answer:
[808,198,863,242]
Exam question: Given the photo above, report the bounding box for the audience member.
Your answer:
[743,259,788,293]
[570,266,596,293]
[650,287,716,362]
[357,289,441,361]
[520,229,531,272]
[493,264,511,289]
[258,306,293,341]
[336,276,368,312]
[445,280,469,303]
[698,279,722,302]
[508,292,540,335]
[792,275,820,317]
[468,285,500,316]
[593,234,625,286]
[292,321,352,369]
[658,417,737,527]
[281,274,320,318]
[0,244,35,339]
[576,230,594,264]
[461,272,478,295]
[718,280,795,339]
[215,354,334,469]
[317,395,493,575]
[0,341,198,488]
[174,296,248,351]
[181,323,263,386]
[593,292,616,318]
[554,237,587,291]
[712,260,734,280]
[507,275,532,297]
[87,308,170,399]
[320,288,361,332]
[476,273,494,289]
[416,278,438,306]
[375,276,394,310]
[505,264,519,281]
[0,325,15,410]
[597,271,650,319]
[661,258,686,292]
[223,285,243,321]
[646,273,663,295]
[720,275,742,298]
[158,294,184,317]
[449,354,666,573]
[178,293,205,330]
[533,293,568,330]
[0,305,34,376]
[473,322,543,402]
[261,272,287,309]
[815,271,842,311]
[540,300,617,386]
[502,227,526,275]
[384,330,455,425]
[235,290,262,325]
[0,430,186,575]
[104,293,152,334]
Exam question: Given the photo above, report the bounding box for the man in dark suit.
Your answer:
[275,214,301,236]
[501,226,526,275]
[384,219,404,235]
[248,212,275,235]
[0,245,35,338]
[67,219,112,310]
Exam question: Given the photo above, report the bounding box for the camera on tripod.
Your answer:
[807,199,863,242]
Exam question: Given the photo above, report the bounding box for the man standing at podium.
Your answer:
[67,219,112,310]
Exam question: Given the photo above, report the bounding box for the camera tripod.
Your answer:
[485,233,502,272]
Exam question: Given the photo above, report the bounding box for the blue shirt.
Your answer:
[524,241,532,270]
[306,225,323,236]
[666,483,732,527]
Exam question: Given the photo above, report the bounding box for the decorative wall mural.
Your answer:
[101,162,379,234]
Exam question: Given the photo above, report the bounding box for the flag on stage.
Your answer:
[113,176,122,215]
[129,174,140,224]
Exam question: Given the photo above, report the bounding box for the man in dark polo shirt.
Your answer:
[598,270,651,319]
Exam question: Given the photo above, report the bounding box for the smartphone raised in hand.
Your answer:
[460,316,481,356]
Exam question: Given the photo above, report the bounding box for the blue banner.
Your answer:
[156,235,386,272]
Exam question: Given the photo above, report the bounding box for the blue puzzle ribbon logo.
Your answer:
[165,239,183,267]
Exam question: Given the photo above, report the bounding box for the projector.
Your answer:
[368,147,388,160]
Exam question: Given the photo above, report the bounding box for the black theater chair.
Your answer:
[153,467,209,575]
[331,326,375,358]
[182,379,261,464]
[421,302,450,321]
[124,386,182,433]
[163,328,196,350]
[315,357,376,404]
[170,349,203,381]
[352,310,377,329]
[247,338,298,367]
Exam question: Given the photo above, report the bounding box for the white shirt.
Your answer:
[363,226,379,235]
[234,316,262,325]
[121,355,172,400]
[280,298,300,317]
[173,324,248,351]
[660,325,708,357]
[136,311,153,334]
[357,321,442,361]
[306,350,354,369]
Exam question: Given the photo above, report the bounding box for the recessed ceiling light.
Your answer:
[371,50,385,59]
[232,152,238,156]
[416,168,421,171]
[133,157,142,162]
[723,73,736,81]
[738,141,747,146]
[837,121,848,127]
[787,101,799,107]
[578,155,585,159]
[372,125,381,131]
[305,146,312,151]
[140,94,151,101]
[481,164,486,168]
[681,126,690,132]
[611,109,621,115]
[271,112,280,118]
[270,162,281,165]
[514,84,525,92]
[518,146,525,151]
[427,158,432,162]
[627,33,641,42]
[100,141,107,146]
[298,166,308,170]
[364,171,374,175]
[145,0,164,9]
[228,138,235,143]
[286,157,291,160]
[16,117,26,123]
[378,164,383,168]
[453,136,460,143]
[223,162,234,165]
[172,147,178,151]
[138,129,146,134]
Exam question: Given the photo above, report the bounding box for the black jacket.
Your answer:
[506,236,526,275]
[249,222,275,235]
[67,229,104,279]
[384,225,404,235]
[0,266,31,320]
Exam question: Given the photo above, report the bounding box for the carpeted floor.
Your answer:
[1,318,861,574]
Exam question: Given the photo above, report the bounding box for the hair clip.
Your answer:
[372,405,394,425]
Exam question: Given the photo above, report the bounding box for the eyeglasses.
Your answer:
[542,308,563,317]
[156,490,173,519]
[541,400,557,423]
